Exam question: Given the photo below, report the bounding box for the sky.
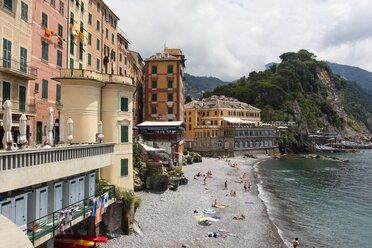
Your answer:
[107,0,372,81]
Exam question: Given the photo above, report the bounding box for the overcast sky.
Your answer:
[107,0,372,81]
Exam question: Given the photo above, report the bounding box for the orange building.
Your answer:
[143,48,186,122]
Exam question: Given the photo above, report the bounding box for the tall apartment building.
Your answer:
[129,51,144,125]
[0,0,36,148]
[29,0,67,146]
[67,0,87,69]
[143,48,186,122]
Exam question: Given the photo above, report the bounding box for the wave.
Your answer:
[254,159,291,248]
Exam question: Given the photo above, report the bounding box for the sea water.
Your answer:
[256,150,372,248]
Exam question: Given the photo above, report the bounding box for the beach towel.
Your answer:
[244,201,255,204]
[95,198,102,224]
[102,192,109,208]
[203,208,216,214]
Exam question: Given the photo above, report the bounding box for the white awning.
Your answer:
[221,117,243,124]
[138,121,183,127]
[139,143,165,152]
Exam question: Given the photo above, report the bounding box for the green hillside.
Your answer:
[185,73,228,98]
[204,49,372,135]
[328,62,372,91]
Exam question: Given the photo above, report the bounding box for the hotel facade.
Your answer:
[185,95,276,156]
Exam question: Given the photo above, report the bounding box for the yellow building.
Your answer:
[144,48,186,122]
[183,95,277,157]
[54,69,135,190]
[67,0,89,69]
[0,0,36,147]
[184,95,261,141]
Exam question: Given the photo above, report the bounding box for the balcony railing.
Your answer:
[27,185,116,247]
[58,69,133,85]
[0,143,114,172]
[0,58,37,80]
[0,100,36,114]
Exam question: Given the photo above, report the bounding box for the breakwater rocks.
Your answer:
[301,154,349,163]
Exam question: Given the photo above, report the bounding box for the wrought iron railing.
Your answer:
[0,58,37,79]
[27,185,116,246]
[0,100,36,114]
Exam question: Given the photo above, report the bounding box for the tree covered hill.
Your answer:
[185,73,229,98]
[204,49,372,136]
[327,62,372,91]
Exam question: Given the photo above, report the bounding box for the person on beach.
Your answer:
[203,176,207,185]
[244,182,247,192]
[292,237,300,248]
[224,180,228,189]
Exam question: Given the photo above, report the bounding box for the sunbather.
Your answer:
[233,214,245,220]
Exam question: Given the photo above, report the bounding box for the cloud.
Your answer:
[107,0,372,81]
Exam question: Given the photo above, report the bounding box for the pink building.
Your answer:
[30,0,67,145]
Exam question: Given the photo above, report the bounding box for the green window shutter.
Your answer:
[20,47,27,72]
[3,81,11,105]
[87,53,91,65]
[19,86,26,112]
[168,80,173,88]
[121,125,128,143]
[152,94,157,102]
[42,79,48,99]
[56,84,61,104]
[21,2,28,21]
[35,83,39,92]
[120,159,128,176]
[121,97,128,111]
[151,81,157,88]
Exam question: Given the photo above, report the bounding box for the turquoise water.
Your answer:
[256,150,372,248]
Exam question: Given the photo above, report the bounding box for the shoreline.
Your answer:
[103,156,286,248]
[252,158,290,248]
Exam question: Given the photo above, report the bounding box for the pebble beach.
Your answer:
[102,156,286,248]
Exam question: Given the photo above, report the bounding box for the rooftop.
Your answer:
[185,95,261,112]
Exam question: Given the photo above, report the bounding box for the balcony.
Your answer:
[58,69,133,85]
[0,143,115,193]
[0,58,37,80]
[27,186,116,247]
[0,100,36,115]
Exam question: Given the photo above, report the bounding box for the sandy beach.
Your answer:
[102,156,286,248]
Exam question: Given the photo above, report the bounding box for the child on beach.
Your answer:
[224,180,228,189]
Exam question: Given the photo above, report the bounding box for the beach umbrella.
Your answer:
[46,107,54,145]
[19,114,27,145]
[67,118,73,143]
[97,120,104,141]
[2,100,13,150]
[202,208,216,215]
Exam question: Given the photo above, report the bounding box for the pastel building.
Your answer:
[67,0,88,69]
[0,0,36,147]
[184,95,276,156]
[84,0,119,73]
[54,69,136,190]
[29,0,67,146]
[143,48,186,122]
